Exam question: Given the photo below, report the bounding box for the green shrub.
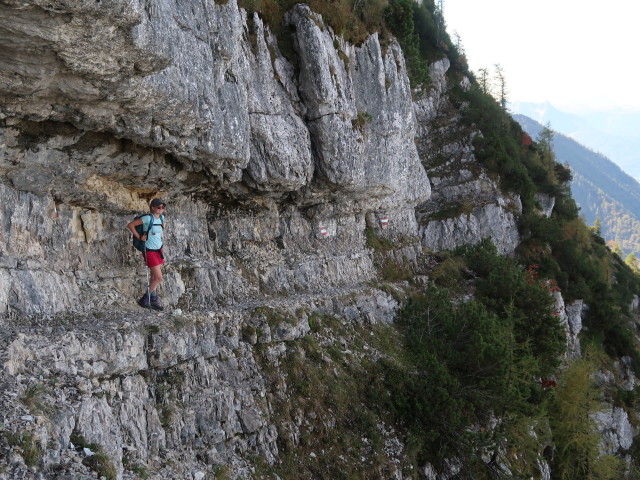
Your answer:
[352,111,372,132]
[549,355,625,479]
[4,431,42,467]
[428,254,466,289]
[384,0,430,88]
[123,450,149,479]
[464,241,565,375]
[239,0,387,47]
[254,329,389,478]
[365,226,395,253]
[69,432,117,480]
[237,0,462,89]
[374,242,566,468]
[253,306,297,327]
[378,256,413,282]
[20,383,53,416]
[84,450,117,480]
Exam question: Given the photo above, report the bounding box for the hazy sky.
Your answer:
[444,0,640,112]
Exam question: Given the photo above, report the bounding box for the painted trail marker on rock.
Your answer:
[380,216,389,228]
[320,226,328,237]
[50,202,59,220]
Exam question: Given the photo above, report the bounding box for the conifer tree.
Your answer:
[477,67,491,95]
[537,122,556,167]
[593,216,602,236]
[625,253,639,273]
[435,0,445,45]
[493,63,508,110]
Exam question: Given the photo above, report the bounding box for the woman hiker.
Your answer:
[127,198,166,311]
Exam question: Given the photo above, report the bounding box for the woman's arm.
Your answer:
[126,217,145,240]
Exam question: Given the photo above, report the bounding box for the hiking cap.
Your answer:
[150,198,166,207]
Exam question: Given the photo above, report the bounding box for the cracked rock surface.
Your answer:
[0,2,429,478]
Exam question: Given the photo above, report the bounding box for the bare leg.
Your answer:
[149,265,163,294]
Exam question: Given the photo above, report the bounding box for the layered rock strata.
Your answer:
[414,59,521,254]
[0,2,429,478]
[0,1,429,317]
[1,289,398,479]
[1,2,634,479]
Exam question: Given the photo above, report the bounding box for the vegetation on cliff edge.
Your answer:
[239,0,466,89]
[238,1,640,477]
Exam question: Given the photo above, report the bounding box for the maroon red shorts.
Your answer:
[142,250,164,267]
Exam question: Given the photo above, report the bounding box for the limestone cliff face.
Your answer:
[0,2,634,480]
[0,2,426,478]
[0,1,428,318]
[414,59,521,255]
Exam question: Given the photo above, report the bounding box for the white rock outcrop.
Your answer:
[413,59,521,254]
[592,406,634,455]
[535,193,556,218]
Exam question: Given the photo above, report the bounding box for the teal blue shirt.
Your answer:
[141,214,164,250]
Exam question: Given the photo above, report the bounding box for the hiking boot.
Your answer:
[138,293,151,309]
[150,295,164,311]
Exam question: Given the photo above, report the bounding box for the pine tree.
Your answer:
[536,122,555,167]
[493,63,508,110]
[477,67,491,95]
[435,0,445,46]
[593,216,602,236]
[625,253,639,273]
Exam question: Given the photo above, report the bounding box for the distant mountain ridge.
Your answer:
[511,102,640,181]
[514,114,640,257]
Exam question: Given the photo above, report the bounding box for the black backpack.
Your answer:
[132,214,164,252]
